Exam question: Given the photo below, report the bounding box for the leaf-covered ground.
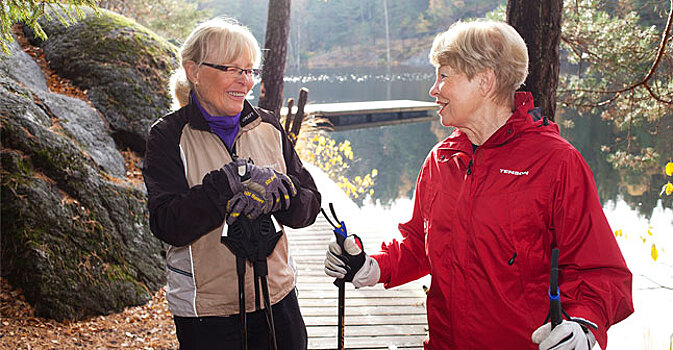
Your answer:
[0,278,178,349]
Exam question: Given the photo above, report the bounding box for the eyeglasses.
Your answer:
[201,62,261,79]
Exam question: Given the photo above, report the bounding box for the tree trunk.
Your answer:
[383,0,391,69]
[258,0,291,116]
[506,0,563,121]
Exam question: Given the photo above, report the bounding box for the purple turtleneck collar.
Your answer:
[192,92,240,150]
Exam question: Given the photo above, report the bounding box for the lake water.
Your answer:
[263,66,673,349]
[269,66,672,218]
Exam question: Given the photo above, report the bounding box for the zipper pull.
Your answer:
[508,252,517,265]
[467,159,473,175]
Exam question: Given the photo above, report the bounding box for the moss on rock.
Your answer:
[26,7,179,154]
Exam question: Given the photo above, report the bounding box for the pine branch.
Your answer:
[561,0,673,107]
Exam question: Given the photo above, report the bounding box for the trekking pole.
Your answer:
[549,248,562,329]
[321,203,348,350]
[236,256,248,350]
[545,248,598,334]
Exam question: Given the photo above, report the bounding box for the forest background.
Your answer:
[3,0,671,211]
[94,0,673,210]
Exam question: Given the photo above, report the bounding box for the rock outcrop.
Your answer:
[1,10,172,320]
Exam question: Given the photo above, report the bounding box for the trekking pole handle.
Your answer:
[333,221,348,287]
[549,248,562,329]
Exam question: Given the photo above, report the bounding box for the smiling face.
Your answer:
[186,50,255,116]
[429,65,483,128]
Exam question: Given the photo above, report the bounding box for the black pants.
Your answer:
[174,290,307,350]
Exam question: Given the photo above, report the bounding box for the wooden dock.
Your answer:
[285,216,428,349]
[281,100,438,131]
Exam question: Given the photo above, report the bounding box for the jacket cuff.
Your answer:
[371,249,392,286]
[201,169,234,212]
[287,174,302,192]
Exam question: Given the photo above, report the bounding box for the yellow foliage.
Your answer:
[296,132,377,203]
[661,162,673,196]
[616,226,663,262]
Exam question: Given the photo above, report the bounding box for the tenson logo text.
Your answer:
[500,169,529,176]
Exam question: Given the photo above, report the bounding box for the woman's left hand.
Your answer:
[225,165,297,224]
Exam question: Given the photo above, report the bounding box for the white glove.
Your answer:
[532,320,597,350]
[324,236,380,288]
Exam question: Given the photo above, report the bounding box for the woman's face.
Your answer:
[190,50,255,116]
[429,65,482,128]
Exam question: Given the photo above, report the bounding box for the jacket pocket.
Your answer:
[503,189,549,329]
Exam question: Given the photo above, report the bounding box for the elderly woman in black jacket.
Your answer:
[143,17,320,350]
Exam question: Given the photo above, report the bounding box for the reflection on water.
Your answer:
[278,67,672,220]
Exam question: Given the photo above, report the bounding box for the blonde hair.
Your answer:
[171,18,262,107]
[429,20,528,106]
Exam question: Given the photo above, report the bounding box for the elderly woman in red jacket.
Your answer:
[324,20,633,350]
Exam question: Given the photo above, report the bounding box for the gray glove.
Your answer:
[202,158,249,208]
[226,162,297,224]
[226,186,267,224]
[248,165,296,213]
[532,319,597,350]
[219,158,248,194]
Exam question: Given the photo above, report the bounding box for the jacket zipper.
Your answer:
[464,148,477,336]
[167,264,193,277]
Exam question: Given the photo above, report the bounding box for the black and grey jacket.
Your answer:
[143,97,321,317]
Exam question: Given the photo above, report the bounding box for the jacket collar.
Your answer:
[186,93,260,131]
[438,92,556,153]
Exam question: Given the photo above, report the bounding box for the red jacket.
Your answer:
[372,92,633,349]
